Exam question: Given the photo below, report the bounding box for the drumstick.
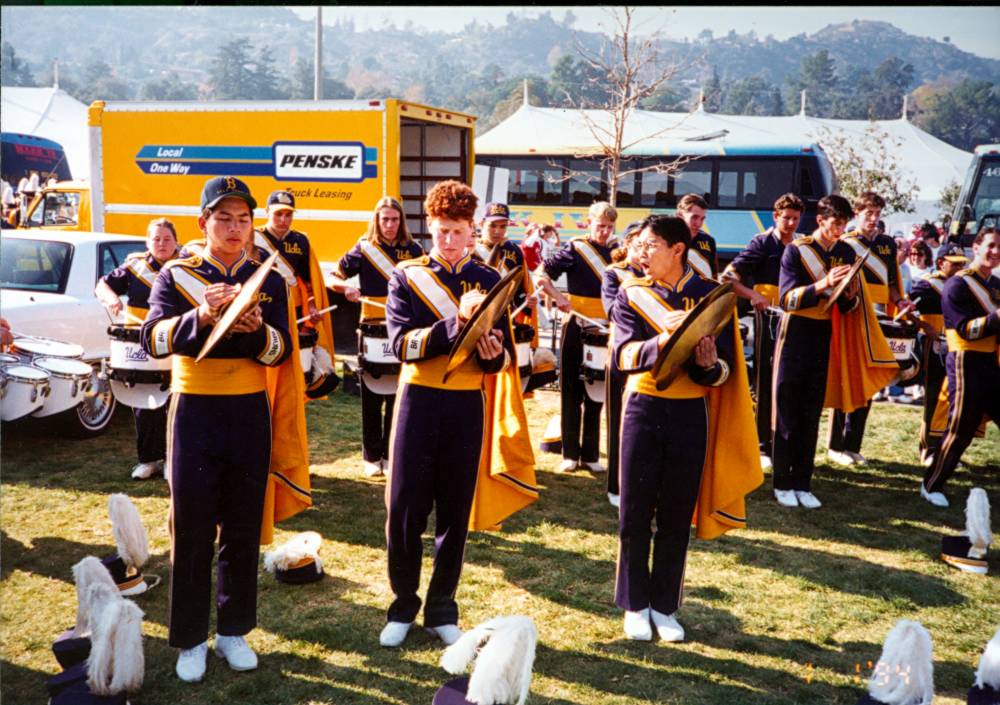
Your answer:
[892,297,920,323]
[568,310,609,332]
[123,311,145,326]
[297,304,337,325]
[360,298,386,309]
[510,301,530,319]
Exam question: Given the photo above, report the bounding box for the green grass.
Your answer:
[1,389,998,704]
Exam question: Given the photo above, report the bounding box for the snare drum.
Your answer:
[358,322,400,395]
[31,357,94,417]
[513,323,534,381]
[878,317,921,385]
[0,363,51,420]
[12,337,84,362]
[299,328,319,377]
[106,324,171,409]
[580,324,609,403]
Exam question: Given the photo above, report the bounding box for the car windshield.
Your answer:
[0,238,73,293]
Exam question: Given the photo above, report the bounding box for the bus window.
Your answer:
[972,161,1000,225]
[567,159,606,205]
[673,162,712,204]
[638,166,672,207]
[613,167,637,206]
[505,159,564,205]
[717,159,794,210]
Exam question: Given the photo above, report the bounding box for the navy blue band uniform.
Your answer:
[772,235,858,492]
[140,249,292,649]
[910,272,948,461]
[601,260,643,498]
[688,230,719,280]
[543,237,618,463]
[611,269,733,614]
[334,236,424,463]
[102,250,175,464]
[828,230,903,456]
[254,226,313,313]
[723,227,794,456]
[384,252,509,628]
[923,269,999,494]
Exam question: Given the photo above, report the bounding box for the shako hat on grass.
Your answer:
[434,616,537,705]
[968,627,1000,705]
[264,531,325,584]
[855,620,934,705]
[102,494,158,595]
[941,487,992,575]
[539,415,562,455]
[53,557,118,669]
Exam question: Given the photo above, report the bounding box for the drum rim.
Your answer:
[32,357,94,378]
[107,324,143,342]
[1,364,51,381]
[12,339,85,356]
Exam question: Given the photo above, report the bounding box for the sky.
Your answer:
[290,5,1000,60]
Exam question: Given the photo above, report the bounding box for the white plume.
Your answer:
[87,595,144,696]
[966,488,992,553]
[441,616,537,705]
[263,531,323,574]
[71,557,117,637]
[868,620,934,705]
[975,627,1000,690]
[108,494,149,570]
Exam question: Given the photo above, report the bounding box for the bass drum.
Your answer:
[878,316,921,386]
[106,324,171,409]
[358,322,400,395]
[580,324,608,403]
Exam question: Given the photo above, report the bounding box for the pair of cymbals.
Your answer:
[820,249,869,314]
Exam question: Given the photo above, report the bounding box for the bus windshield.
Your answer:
[969,156,1000,228]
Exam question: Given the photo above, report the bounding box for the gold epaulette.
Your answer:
[796,235,818,246]
[125,250,149,261]
[397,255,430,269]
[163,254,203,270]
[608,261,630,270]
[621,275,654,290]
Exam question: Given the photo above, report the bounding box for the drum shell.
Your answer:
[108,326,170,372]
[0,364,51,421]
[108,370,171,409]
[31,357,93,417]
[580,325,608,402]
[299,328,319,373]
[358,322,399,395]
[878,318,921,385]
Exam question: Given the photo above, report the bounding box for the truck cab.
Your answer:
[21,181,91,231]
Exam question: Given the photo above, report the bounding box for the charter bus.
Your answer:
[951,144,1000,244]
[476,141,837,264]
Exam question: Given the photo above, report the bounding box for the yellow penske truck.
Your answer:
[22,99,477,269]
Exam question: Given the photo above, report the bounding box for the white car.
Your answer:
[1,230,147,436]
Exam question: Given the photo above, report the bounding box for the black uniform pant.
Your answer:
[615,393,707,614]
[919,335,947,459]
[167,392,270,649]
[134,404,167,463]
[386,383,483,627]
[772,316,831,491]
[753,307,780,456]
[923,351,1000,493]
[360,382,395,463]
[828,404,871,454]
[559,317,602,463]
[605,363,626,496]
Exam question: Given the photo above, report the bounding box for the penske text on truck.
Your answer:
[24,99,477,270]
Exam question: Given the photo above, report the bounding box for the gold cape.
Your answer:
[299,243,336,390]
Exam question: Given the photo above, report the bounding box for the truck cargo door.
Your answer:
[400,120,469,251]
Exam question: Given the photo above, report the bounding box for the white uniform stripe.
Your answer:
[171,268,208,305]
[402,328,431,360]
[152,318,176,357]
[688,249,713,279]
[845,238,888,284]
[627,286,674,333]
[405,267,459,319]
[127,258,158,288]
[359,240,397,282]
[797,244,827,283]
[257,324,284,364]
[573,239,609,280]
[924,276,944,295]
[255,233,297,287]
[962,275,997,315]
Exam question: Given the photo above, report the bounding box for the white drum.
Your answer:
[0,364,51,421]
[32,357,94,417]
[580,324,608,404]
[299,329,319,375]
[12,337,84,362]
[106,325,171,409]
[359,322,400,395]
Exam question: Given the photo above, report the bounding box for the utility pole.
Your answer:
[314,7,323,100]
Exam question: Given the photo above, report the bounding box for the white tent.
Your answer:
[1,87,90,179]
[476,102,973,230]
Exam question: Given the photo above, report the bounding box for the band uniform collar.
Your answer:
[203,248,249,277]
[655,266,694,292]
[430,250,471,275]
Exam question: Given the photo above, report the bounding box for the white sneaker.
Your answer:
[556,459,578,473]
[583,461,606,474]
[364,460,384,478]
[650,608,685,642]
[920,485,949,508]
[774,489,799,508]
[214,635,257,672]
[131,461,161,480]
[426,624,462,646]
[760,455,773,470]
[889,394,914,404]
[794,491,822,509]
[379,621,412,647]
[827,449,855,466]
[176,642,208,682]
[607,493,620,508]
[845,451,867,465]
[623,608,652,641]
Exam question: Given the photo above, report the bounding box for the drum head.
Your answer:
[34,357,93,377]
[2,364,49,381]
[0,353,19,364]
[13,338,84,359]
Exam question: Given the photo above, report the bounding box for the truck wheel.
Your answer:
[61,366,117,439]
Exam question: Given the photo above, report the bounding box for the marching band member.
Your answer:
[772,195,861,509]
[95,218,180,480]
[601,221,643,508]
[676,193,719,279]
[921,228,1000,507]
[910,243,969,466]
[827,192,915,466]
[612,215,759,642]
[141,177,292,682]
[327,196,424,477]
[722,193,804,467]
[380,180,508,649]
[535,201,619,473]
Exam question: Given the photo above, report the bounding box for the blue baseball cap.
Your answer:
[937,242,968,263]
[482,202,510,222]
[267,190,296,211]
[200,176,257,212]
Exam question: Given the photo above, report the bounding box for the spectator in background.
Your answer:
[908,240,934,286]
[920,221,942,260]
[896,236,913,294]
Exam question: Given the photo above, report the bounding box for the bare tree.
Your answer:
[551,7,697,208]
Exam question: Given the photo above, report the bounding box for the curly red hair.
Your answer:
[424,180,478,223]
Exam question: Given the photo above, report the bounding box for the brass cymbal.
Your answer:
[443,265,523,383]
[820,249,869,314]
[651,281,736,391]
[195,251,279,362]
